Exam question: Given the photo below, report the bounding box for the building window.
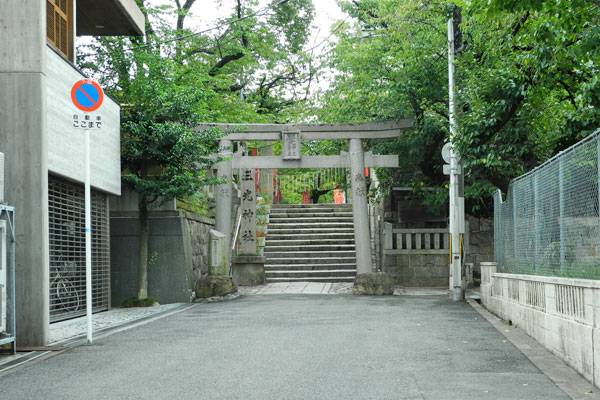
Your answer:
[46,0,73,60]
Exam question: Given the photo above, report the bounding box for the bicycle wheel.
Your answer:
[56,279,81,312]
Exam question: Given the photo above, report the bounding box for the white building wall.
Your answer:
[46,47,121,195]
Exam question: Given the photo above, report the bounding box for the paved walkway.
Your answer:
[238,282,448,296]
[0,293,587,399]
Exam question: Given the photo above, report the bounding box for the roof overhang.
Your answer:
[76,0,145,36]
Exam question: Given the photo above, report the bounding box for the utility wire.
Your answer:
[304,16,350,54]
[125,0,292,51]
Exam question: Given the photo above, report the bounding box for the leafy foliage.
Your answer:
[318,0,600,216]
[78,0,318,297]
[121,297,158,308]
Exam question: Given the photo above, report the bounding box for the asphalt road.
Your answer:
[0,295,569,399]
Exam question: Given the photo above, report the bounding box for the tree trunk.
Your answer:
[137,195,149,299]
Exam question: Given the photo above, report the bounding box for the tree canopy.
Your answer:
[317,0,600,216]
[78,0,319,298]
[79,0,600,220]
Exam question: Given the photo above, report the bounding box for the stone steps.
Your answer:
[270,212,354,218]
[266,250,356,258]
[265,244,356,252]
[271,204,352,209]
[266,269,357,278]
[266,239,356,246]
[269,217,354,224]
[264,203,357,283]
[266,276,357,283]
[264,263,356,271]
[266,233,355,241]
[265,257,356,265]
[268,222,355,229]
[267,228,355,235]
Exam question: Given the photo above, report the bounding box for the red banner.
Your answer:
[302,190,310,204]
[333,189,344,204]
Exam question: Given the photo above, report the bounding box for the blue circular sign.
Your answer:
[71,80,104,112]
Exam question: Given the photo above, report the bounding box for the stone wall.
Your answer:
[384,253,449,287]
[381,216,494,287]
[184,212,215,280]
[464,216,494,276]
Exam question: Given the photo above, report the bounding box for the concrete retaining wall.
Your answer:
[481,263,600,388]
[110,211,214,305]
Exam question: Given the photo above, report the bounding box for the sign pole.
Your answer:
[85,127,92,344]
[71,78,104,344]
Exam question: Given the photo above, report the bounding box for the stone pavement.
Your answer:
[238,281,354,295]
[238,282,449,296]
[0,293,587,399]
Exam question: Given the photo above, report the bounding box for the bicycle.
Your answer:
[50,258,81,313]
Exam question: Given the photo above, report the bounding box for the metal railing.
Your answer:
[494,129,600,280]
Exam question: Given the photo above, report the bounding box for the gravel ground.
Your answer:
[49,303,186,344]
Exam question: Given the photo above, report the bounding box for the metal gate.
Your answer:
[48,176,110,322]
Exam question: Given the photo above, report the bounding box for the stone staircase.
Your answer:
[264,203,357,283]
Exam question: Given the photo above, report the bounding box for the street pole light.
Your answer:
[447,7,464,301]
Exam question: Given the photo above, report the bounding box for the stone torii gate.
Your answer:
[195,120,413,275]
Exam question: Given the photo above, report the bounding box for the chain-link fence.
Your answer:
[494,130,600,280]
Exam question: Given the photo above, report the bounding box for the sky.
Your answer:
[157,0,349,94]
[77,1,348,52]
[161,0,346,53]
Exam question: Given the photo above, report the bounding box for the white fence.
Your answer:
[480,262,600,388]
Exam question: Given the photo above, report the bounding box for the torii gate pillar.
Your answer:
[349,139,372,274]
[215,139,233,267]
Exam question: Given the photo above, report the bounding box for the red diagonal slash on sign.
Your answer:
[71,80,104,112]
[78,87,97,105]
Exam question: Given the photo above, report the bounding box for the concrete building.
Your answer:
[0,0,144,346]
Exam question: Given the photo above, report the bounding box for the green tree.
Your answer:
[318,0,600,216]
[454,0,600,194]
[79,0,318,298]
[318,1,452,210]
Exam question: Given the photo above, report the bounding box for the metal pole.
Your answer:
[513,186,518,272]
[534,174,539,273]
[448,16,463,301]
[9,209,16,354]
[597,138,600,271]
[85,129,92,345]
[559,157,565,273]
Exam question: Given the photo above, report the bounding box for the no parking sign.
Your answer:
[70,78,104,345]
[71,79,104,112]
